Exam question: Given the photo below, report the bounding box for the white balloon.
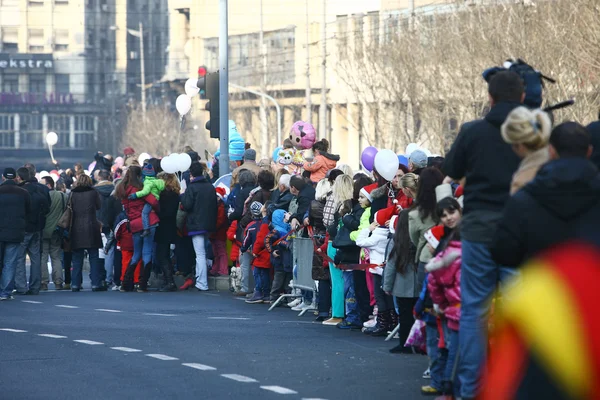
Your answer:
[178,153,192,172]
[374,149,400,182]
[405,143,419,156]
[160,156,178,174]
[50,173,60,182]
[175,94,192,116]
[46,131,58,146]
[185,78,200,97]
[39,170,50,179]
[138,152,151,165]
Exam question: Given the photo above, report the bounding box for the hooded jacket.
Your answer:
[121,185,160,234]
[303,152,340,182]
[94,180,115,229]
[0,180,31,243]
[491,158,600,267]
[20,179,51,233]
[442,102,522,243]
[181,176,217,234]
[43,189,68,239]
[426,240,462,331]
[355,226,390,275]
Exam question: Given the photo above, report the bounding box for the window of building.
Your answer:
[28,0,44,5]
[48,115,70,147]
[55,0,69,4]
[55,74,70,94]
[74,115,95,149]
[2,27,19,53]
[19,114,44,148]
[2,75,19,93]
[54,29,69,52]
[28,28,44,52]
[29,75,46,93]
[0,114,15,149]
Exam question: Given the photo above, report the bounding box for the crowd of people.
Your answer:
[1,69,599,399]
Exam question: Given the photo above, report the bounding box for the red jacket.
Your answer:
[251,221,272,269]
[115,218,134,252]
[388,190,413,211]
[227,220,240,263]
[121,185,160,233]
[210,201,228,241]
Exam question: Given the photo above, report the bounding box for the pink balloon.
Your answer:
[361,146,378,172]
[88,161,96,171]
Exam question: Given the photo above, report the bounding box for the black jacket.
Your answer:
[290,185,316,223]
[585,120,600,170]
[491,158,600,267]
[20,179,51,233]
[228,184,254,223]
[181,176,217,233]
[335,201,364,264]
[155,190,180,244]
[0,180,31,243]
[94,181,115,230]
[271,188,293,212]
[94,152,113,173]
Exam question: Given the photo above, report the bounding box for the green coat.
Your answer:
[135,176,165,200]
[43,190,68,239]
[408,208,437,264]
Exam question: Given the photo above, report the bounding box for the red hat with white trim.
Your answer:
[215,184,230,201]
[360,183,378,202]
[375,206,396,226]
[424,225,445,249]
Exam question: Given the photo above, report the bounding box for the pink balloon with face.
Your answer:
[289,121,316,150]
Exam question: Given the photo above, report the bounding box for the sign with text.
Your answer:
[0,53,54,70]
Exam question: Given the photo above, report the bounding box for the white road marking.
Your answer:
[74,340,104,345]
[261,386,298,395]
[0,328,27,333]
[182,363,216,371]
[143,313,177,317]
[56,305,78,309]
[21,300,42,304]
[207,317,250,320]
[95,309,122,313]
[221,374,258,383]
[146,354,179,361]
[302,398,329,400]
[38,334,67,339]
[111,347,142,352]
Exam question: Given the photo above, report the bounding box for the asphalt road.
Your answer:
[0,289,428,400]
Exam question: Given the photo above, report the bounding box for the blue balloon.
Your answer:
[272,146,283,162]
[398,155,409,167]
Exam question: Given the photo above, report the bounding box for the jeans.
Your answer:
[239,249,254,293]
[252,267,271,296]
[459,239,519,398]
[16,231,42,293]
[211,239,228,275]
[72,248,103,289]
[343,271,360,326]
[426,322,447,392]
[141,203,152,230]
[328,243,344,318]
[41,231,63,285]
[443,321,460,396]
[270,271,293,301]
[192,234,208,290]
[0,242,21,297]
[131,227,156,267]
[317,279,332,317]
[104,244,115,284]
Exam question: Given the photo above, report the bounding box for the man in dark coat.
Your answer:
[585,118,600,170]
[16,167,50,295]
[271,174,293,212]
[441,70,524,400]
[0,168,31,300]
[94,169,115,285]
[289,175,316,230]
[181,162,217,291]
[491,121,600,267]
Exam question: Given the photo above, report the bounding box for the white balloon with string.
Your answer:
[46,132,58,164]
[184,78,200,97]
[175,94,192,116]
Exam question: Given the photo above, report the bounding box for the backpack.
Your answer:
[482,58,555,109]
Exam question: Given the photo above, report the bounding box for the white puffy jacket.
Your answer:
[355,227,391,275]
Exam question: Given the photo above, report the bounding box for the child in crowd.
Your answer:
[421,197,463,396]
[227,220,242,292]
[210,185,230,276]
[128,163,165,237]
[250,202,273,304]
[113,211,143,291]
[355,207,397,336]
[303,139,340,182]
[265,209,293,304]
[239,201,268,304]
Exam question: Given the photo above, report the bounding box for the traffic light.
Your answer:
[198,71,220,139]
[197,66,207,99]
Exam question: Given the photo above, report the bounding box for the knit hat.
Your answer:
[424,225,445,249]
[359,183,378,202]
[435,183,453,202]
[250,201,263,218]
[142,163,156,177]
[244,149,257,161]
[215,184,230,201]
[409,150,428,169]
[375,206,396,226]
[123,147,135,156]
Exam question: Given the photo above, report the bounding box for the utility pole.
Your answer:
[319,0,327,141]
[305,0,312,125]
[139,22,146,117]
[259,0,269,159]
[218,0,230,175]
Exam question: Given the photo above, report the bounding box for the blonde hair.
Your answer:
[315,179,332,202]
[336,163,354,177]
[401,173,418,192]
[501,106,551,151]
[158,172,181,195]
[333,174,354,206]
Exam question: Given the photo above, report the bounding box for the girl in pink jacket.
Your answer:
[303,139,340,183]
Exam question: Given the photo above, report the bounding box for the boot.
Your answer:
[179,278,194,291]
[137,263,152,292]
[365,310,391,337]
[159,260,177,292]
[390,310,399,330]
[120,264,136,292]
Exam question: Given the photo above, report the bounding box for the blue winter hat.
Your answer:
[397,155,409,168]
[228,120,246,161]
[271,209,290,235]
[142,163,155,177]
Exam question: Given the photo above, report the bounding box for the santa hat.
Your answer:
[215,184,230,201]
[424,225,445,249]
[360,183,378,202]
[375,206,396,226]
[389,215,399,235]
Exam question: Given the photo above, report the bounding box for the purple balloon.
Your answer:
[361,146,378,172]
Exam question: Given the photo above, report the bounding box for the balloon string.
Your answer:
[48,145,56,164]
